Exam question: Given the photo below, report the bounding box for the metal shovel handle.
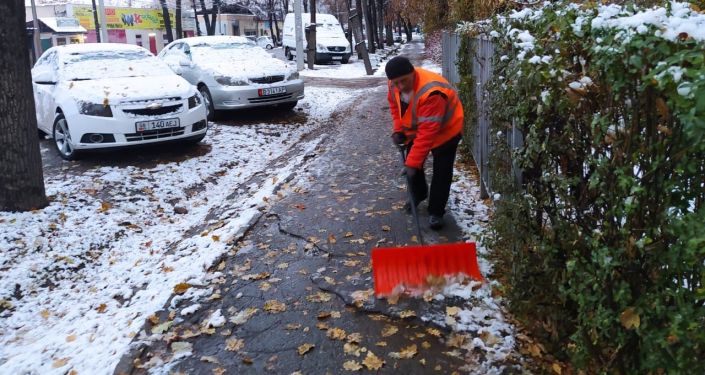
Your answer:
[397,145,425,246]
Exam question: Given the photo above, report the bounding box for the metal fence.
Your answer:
[442,31,522,199]
[441,31,493,198]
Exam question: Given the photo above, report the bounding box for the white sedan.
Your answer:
[31,43,208,160]
[159,36,304,120]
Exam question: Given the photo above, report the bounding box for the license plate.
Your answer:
[332,56,343,60]
[135,118,180,132]
[259,87,286,96]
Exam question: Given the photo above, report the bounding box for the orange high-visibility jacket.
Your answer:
[387,68,463,169]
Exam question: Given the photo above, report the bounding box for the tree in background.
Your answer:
[159,0,175,42]
[0,0,48,212]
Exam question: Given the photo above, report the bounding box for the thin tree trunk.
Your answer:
[369,0,379,49]
[91,0,101,42]
[376,0,384,47]
[404,18,412,42]
[175,0,182,39]
[0,0,48,211]
[208,0,219,36]
[273,12,280,44]
[307,0,316,69]
[268,11,276,43]
[159,0,174,43]
[303,0,308,12]
[199,0,210,35]
[363,0,375,53]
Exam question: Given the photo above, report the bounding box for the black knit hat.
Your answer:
[385,56,415,80]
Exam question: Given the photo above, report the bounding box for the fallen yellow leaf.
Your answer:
[173,283,191,294]
[327,327,347,340]
[390,344,417,359]
[362,351,384,370]
[343,360,363,371]
[263,300,286,313]
[225,338,244,352]
[298,343,315,356]
[52,358,69,368]
[381,325,398,337]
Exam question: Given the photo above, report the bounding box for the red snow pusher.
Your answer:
[371,146,483,297]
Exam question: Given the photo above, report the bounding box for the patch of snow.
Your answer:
[0,86,358,374]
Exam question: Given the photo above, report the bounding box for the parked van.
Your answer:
[282,13,352,64]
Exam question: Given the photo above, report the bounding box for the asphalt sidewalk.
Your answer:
[114,43,489,375]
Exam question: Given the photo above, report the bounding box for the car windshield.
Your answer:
[61,50,172,81]
[191,42,263,62]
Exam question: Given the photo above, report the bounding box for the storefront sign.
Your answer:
[73,6,175,30]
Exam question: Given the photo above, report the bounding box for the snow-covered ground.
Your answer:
[0,87,355,374]
[299,44,404,79]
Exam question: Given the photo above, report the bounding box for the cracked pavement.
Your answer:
[113,41,514,375]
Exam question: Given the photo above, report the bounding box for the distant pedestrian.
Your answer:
[385,56,464,230]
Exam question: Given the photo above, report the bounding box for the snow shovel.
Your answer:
[370,145,483,297]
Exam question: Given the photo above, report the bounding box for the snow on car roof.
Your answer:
[181,35,254,47]
[52,42,150,55]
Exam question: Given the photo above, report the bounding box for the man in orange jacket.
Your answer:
[385,56,464,230]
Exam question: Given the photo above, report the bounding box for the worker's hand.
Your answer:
[391,132,407,145]
[403,166,420,178]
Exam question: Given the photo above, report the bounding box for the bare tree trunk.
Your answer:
[0,0,48,212]
[199,0,210,35]
[384,0,393,45]
[268,11,276,43]
[375,0,384,48]
[91,0,102,42]
[345,0,353,52]
[273,12,281,44]
[369,0,379,49]
[307,0,316,69]
[303,0,308,12]
[349,6,372,75]
[404,17,412,42]
[191,0,201,36]
[159,0,174,43]
[281,0,290,13]
[363,0,375,53]
[208,0,219,36]
[175,0,183,39]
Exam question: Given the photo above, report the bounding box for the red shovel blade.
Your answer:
[371,242,482,296]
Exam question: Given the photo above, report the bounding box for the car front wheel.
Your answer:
[53,113,79,161]
[198,85,215,121]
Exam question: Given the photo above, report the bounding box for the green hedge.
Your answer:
[458,1,705,372]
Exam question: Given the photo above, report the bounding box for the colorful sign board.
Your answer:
[72,6,175,30]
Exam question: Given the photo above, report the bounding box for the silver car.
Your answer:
[159,36,304,120]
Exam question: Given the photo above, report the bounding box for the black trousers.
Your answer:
[406,133,462,217]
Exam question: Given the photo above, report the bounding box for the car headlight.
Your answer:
[188,93,201,109]
[316,43,327,52]
[288,71,299,80]
[215,76,248,86]
[79,102,113,117]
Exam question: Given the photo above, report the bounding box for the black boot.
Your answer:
[429,215,444,230]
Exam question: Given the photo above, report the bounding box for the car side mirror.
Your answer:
[33,69,56,85]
